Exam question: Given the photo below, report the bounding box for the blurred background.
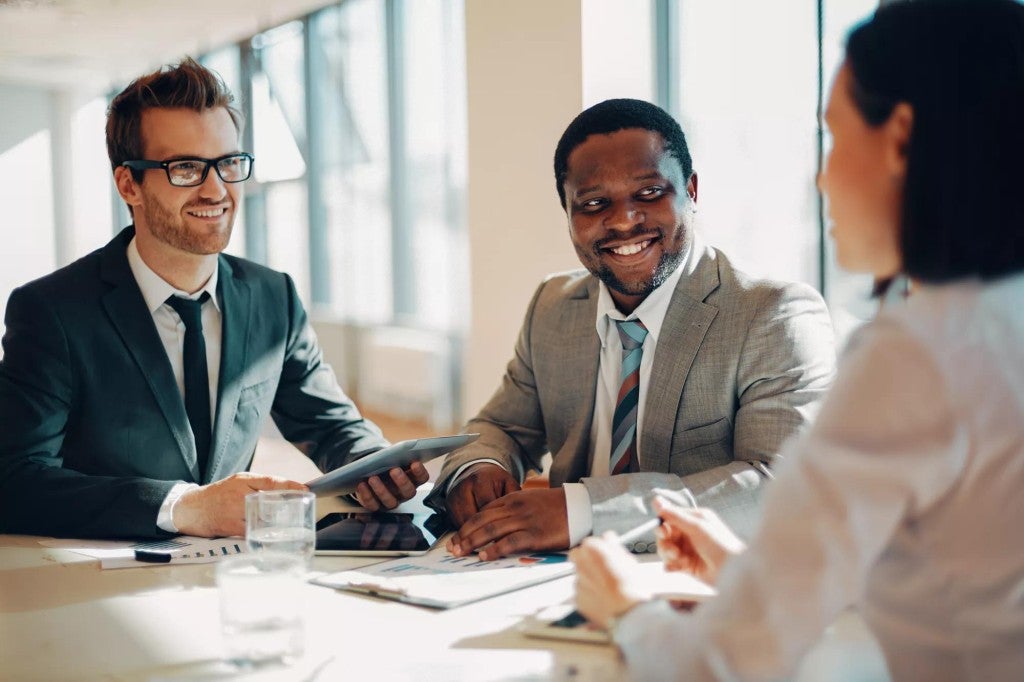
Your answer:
[0,0,878,465]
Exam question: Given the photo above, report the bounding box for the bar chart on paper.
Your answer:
[313,546,574,607]
[40,536,247,569]
[377,550,569,574]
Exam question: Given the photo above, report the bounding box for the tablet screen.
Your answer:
[314,512,449,556]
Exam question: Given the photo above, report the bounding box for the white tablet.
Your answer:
[306,433,479,497]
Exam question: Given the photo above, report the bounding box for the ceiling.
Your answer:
[0,0,337,92]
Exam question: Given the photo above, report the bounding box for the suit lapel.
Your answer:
[208,257,251,483]
[100,227,199,480]
[641,245,720,473]
[557,278,601,479]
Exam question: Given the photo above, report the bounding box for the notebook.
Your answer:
[518,563,716,643]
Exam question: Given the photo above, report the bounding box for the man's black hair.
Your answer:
[553,98,693,209]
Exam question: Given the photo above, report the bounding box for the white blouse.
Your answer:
[614,273,1024,681]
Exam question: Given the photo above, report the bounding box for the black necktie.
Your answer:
[165,292,212,478]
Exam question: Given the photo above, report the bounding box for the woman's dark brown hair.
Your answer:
[846,0,1024,283]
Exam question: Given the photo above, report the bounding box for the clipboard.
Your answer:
[307,433,479,497]
[311,543,574,609]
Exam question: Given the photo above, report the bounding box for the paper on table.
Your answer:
[39,536,247,569]
[312,542,574,608]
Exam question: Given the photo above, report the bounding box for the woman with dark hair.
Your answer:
[570,1,1024,680]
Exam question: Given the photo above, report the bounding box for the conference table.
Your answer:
[0,450,892,681]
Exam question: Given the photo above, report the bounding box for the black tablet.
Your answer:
[314,511,450,557]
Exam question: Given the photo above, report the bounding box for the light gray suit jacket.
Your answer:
[426,242,836,546]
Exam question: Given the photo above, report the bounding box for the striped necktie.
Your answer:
[611,319,648,475]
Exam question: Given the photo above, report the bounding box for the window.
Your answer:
[207,1,469,332]
[310,0,393,324]
[399,0,468,330]
[671,1,821,288]
[648,0,883,341]
[250,21,311,303]
[582,0,657,106]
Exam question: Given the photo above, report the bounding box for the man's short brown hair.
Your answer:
[106,57,244,182]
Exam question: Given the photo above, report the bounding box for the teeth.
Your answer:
[611,239,651,256]
[188,208,226,218]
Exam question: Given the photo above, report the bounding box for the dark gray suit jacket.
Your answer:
[427,242,836,542]
[0,227,387,539]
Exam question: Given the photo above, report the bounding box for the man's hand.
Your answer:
[354,461,430,511]
[444,463,521,527]
[173,473,307,538]
[446,487,569,561]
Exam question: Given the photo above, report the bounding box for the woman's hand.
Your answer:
[653,496,746,585]
[569,532,652,630]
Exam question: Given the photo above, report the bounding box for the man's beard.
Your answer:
[142,196,231,256]
[583,222,689,297]
[593,246,684,298]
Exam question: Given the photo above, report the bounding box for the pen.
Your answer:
[614,516,664,546]
[134,549,174,563]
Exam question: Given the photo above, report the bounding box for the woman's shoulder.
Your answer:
[878,274,1024,355]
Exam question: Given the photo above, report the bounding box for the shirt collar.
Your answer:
[126,237,220,314]
[594,243,691,348]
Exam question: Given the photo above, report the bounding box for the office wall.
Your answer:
[0,84,57,338]
[462,0,583,418]
[0,84,117,348]
[0,84,51,152]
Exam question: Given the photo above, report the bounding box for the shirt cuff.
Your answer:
[563,482,593,547]
[445,458,514,496]
[156,482,200,533]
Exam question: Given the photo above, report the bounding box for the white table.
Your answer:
[0,487,891,681]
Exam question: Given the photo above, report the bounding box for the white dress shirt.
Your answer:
[613,273,1024,681]
[563,251,689,546]
[126,239,221,532]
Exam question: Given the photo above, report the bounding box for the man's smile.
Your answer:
[606,238,654,256]
[598,233,662,262]
[185,204,231,220]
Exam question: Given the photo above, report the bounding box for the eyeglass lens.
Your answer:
[167,155,251,186]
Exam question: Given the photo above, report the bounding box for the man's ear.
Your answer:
[113,166,143,209]
[686,172,698,203]
[885,102,913,179]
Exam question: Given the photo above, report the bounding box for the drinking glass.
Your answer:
[245,490,316,567]
[217,553,305,666]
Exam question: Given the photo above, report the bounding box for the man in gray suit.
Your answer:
[0,59,426,540]
[429,99,835,560]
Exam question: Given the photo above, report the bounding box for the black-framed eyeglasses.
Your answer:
[121,153,254,187]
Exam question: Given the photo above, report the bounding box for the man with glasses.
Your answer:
[0,58,426,540]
